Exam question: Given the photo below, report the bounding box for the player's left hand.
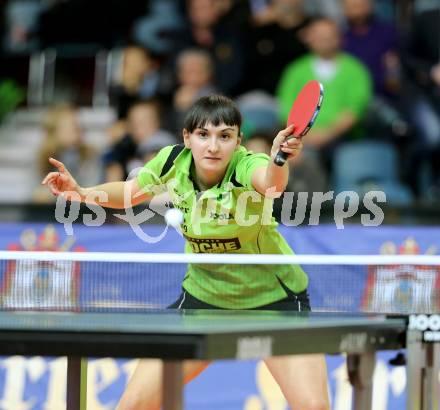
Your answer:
[271,124,303,162]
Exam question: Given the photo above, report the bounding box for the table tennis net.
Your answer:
[0,252,439,314]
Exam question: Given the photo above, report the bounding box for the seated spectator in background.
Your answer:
[276,17,372,169]
[413,0,440,13]
[341,0,410,139]
[110,45,161,119]
[132,0,184,56]
[169,0,247,96]
[402,8,440,199]
[245,131,327,195]
[168,48,217,132]
[245,0,312,93]
[342,0,400,97]
[403,8,440,101]
[245,131,327,221]
[244,131,274,156]
[103,100,176,182]
[34,105,100,202]
[303,0,345,23]
[236,90,280,137]
[3,0,42,54]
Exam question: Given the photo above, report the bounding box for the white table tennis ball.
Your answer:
[165,208,184,227]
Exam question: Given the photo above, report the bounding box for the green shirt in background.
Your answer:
[137,145,308,309]
[277,53,372,138]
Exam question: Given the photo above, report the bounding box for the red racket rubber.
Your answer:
[274,80,324,166]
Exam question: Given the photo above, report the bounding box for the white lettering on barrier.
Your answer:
[243,360,287,410]
[85,358,122,410]
[46,358,68,410]
[0,355,415,408]
[409,314,440,342]
[332,359,353,410]
[0,356,43,409]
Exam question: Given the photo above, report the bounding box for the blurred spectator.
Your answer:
[402,8,440,199]
[34,105,100,203]
[304,0,398,24]
[403,8,440,132]
[168,49,217,132]
[132,0,184,55]
[110,46,161,119]
[244,131,273,155]
[103,100,176,181]
[217,0,251,26]
[236,90,280,138]
[168,0,247,95]
[245,0,312,93]
[174,49,216,110]
[245,131,327,193]
[244,131,327,218]
[286,149,328,195]
[342,0,400,96]
[304,0,345,23]
[3,0,41,54]
[276,17,372,169]
[341,0,410,139]
[0,78,24,123]
[413,0,440,13]
[250,0,343,24]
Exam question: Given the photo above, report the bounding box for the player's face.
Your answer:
[183,122,241,178]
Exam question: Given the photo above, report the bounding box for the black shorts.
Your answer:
[169,281,311,312]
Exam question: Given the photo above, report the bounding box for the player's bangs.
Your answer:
[184,95,242,133]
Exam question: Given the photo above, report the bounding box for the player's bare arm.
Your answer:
[41,157,151,209]
[252,124,303,197]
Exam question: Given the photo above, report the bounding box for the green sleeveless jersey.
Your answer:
[137,145,308,308]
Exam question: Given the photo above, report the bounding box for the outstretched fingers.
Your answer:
[48,157,66,172]
[42,170,70,194]
[43,174,62,196]
[41,171,60,185]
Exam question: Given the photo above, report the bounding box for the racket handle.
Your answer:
[274,150,288,166]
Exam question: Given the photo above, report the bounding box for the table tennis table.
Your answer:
[0,309,437,410]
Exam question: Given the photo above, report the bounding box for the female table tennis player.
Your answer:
[42,95,329,410]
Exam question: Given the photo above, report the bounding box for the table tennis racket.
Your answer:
[274,80,324,166]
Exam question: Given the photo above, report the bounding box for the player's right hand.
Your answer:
[41,157,80,198]
[271,124,302,162]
